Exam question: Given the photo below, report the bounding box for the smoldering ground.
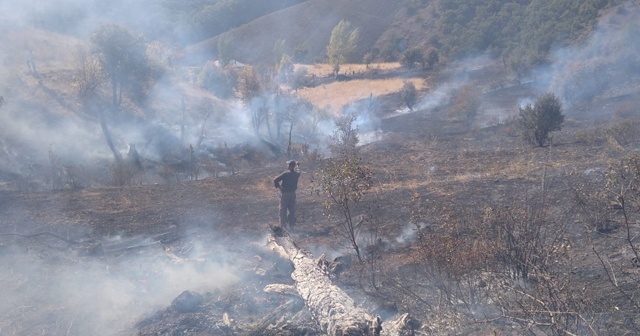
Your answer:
[0,231,241,335]
[404,2,640,126]
[535,2,640,113]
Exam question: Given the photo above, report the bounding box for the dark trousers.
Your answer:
[279,191,296,229]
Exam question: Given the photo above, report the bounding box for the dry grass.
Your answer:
[295,77,426,115]
[295,62,402,77]
[2,29,83,74]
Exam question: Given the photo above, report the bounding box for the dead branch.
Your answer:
[247,299,302,336]
[0,232,78,245]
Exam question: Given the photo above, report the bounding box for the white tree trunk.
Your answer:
[268,233,382,336]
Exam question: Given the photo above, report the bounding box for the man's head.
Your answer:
[287,160,297,170]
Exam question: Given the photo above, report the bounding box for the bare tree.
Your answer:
[315,116,373,262]
[73,47,103,97]
[236,66,265,134]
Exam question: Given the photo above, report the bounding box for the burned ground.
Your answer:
[3,78,640,335]
[2,1,640,334]
[3,24,640,336]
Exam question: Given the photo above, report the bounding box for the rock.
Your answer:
[171,290,204,313]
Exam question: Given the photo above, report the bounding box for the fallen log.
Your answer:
[268,231,382,336]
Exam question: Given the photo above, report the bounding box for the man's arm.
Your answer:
[274,172,285,188]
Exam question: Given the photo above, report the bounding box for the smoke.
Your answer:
[0,104,110,163]
[0,3,637,331]
[1,0,638,181]
[415,77,469,113]
[392,4,640,126]
[394,222,426,246]
[0,234,240,335]
[539,2,640,110]
[0,0,170,40]
[391,56,477,117]
[0,0,377,184]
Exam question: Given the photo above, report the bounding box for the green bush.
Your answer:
[519,93,564,147]
[400,47,424,69]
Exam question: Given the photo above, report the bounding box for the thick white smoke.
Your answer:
[0,235,240,335]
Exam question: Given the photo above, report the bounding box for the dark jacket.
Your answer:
[274,170,300,192]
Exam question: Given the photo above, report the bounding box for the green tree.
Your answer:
[316,116,373,262]
[277,53,294,84]
[326,20,359,71]
[217,34,233,66]
[292,43,308,63]
[363,52,373,68]
[91,23,150,109]
[519,93,564,147]
[273,38,286,67]
[425,47,439,69]
[400,47,424,69]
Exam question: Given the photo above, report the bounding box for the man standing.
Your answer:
[27,49,37,74]
[274,160,301,230]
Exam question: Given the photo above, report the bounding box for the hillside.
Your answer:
[187,0,402,65]
[187,0,622,69]
[3,83,640,334]
[1,1,640,335]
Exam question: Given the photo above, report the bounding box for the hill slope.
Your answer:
[2,1,640,335]
[187,0,402,65]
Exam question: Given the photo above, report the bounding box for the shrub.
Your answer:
[519,93,564,147]
[400,81,418,111]
[447,84,481,127]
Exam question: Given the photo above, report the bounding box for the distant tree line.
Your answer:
[432,0,622,70]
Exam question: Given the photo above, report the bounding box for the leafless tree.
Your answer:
[315,116,373,262]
